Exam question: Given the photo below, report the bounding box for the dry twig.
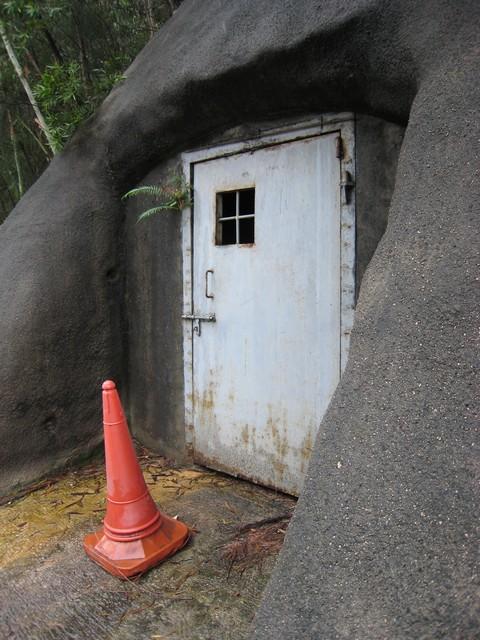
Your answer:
[221,513,292,575]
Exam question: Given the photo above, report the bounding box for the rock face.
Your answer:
[0,0,478,637]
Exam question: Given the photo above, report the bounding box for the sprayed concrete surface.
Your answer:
[0,453,295,640]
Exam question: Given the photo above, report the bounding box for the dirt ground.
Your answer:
[0,452,295,640]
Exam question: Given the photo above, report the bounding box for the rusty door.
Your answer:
[190,133,341,495]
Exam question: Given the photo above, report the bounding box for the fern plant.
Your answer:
[122,174,191,223]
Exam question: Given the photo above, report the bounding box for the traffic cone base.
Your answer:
[84,513,189,579]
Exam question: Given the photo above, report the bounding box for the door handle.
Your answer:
[205,269,214,299]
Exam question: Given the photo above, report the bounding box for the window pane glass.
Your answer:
[239,188,255,216]
[220,219,236,245]
[239,217,255,244]
[219,191,236,217]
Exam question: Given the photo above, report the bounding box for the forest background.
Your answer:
[0,0,181,223]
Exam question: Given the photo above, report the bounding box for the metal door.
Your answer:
[190,133,341,495]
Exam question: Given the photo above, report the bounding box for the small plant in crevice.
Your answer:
[122,173,191,223]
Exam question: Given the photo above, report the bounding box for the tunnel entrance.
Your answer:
[177,114,403,495]
[126,113,404,492]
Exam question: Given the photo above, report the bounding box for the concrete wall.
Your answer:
[125,159,186,459]
[356,115,405,298]
[126,114,404,461]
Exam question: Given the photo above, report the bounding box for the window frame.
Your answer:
[215,187,256,246]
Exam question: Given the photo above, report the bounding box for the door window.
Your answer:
[216,188,255,245]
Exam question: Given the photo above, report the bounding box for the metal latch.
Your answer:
[181,313,216,336]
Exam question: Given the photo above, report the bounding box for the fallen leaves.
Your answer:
[0,454,217,568]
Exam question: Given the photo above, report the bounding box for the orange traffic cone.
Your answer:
[83,380,190,578]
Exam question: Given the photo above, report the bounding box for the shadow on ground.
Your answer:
[0,453,295,640]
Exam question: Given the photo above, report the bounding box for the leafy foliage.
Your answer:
[33,61,125,148]
[33,62,91,148]
[123,174,191,223]
[0,0,181,223]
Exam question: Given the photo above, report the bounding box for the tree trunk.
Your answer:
[165,0,176,17]
[144,0,157,36]
[18,119,52,160]
[0,21,58,154]
[72,5,91,86]
[7,111,23,198]
[26,49,42,76]
[42,27,63,63]
[18,140,35,177]
[0,172,16,208]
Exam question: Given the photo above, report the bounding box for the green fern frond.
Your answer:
[122,185,165,200]
[136,205,177,223]
[123,173,191,223]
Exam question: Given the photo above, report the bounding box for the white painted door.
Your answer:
[191,134,341,495]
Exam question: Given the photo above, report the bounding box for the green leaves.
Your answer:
[137,205,178,222]
[32,62,123,147]
[0,0,181,223]
[122,185,165,200]
[123,175,191,223]
[1,1,65,44]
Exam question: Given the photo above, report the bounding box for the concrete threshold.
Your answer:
[0,452,295,640]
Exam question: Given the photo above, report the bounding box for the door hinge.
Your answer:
[335,135,344,159]
[340,169,354,205]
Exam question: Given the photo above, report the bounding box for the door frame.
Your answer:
[181,113,356,457]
